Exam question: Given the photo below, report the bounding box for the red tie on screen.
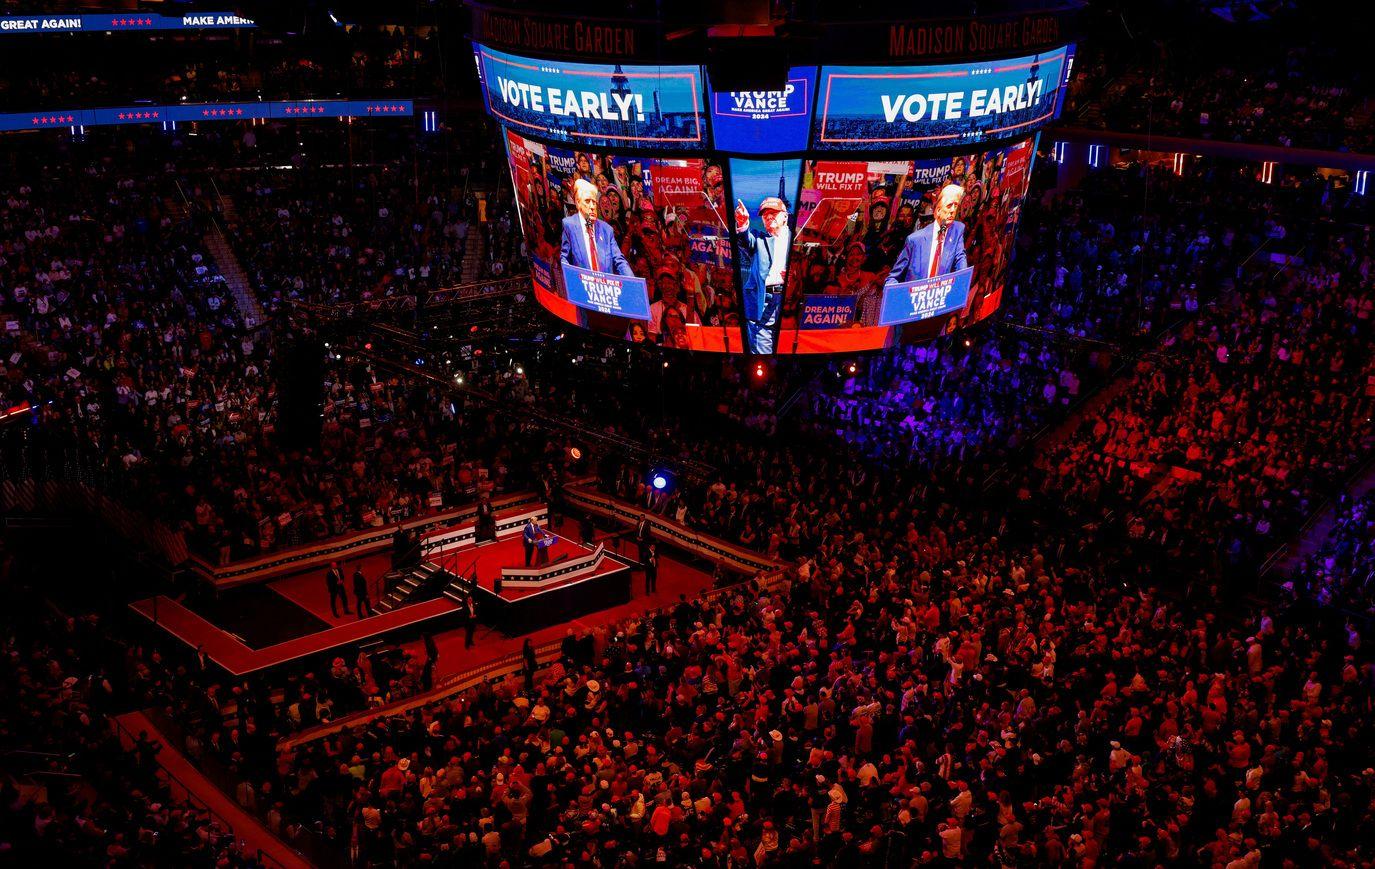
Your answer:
[929,226,945,279]
[586,221,600,271]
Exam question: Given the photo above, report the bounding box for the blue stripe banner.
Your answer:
[0,13,255,34]
[0,100,414,132]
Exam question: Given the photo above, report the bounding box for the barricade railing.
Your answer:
[111,715,291,869]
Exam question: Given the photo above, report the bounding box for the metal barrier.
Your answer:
[110,715,289,869]
[138,709,339,868]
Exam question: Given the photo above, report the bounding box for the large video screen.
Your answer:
[478,45,707,150]
[782,138,1035,352]
[812,48,1070,151]
[481,40,1067,355]
[505,130,741,351]
[708,67,817,154]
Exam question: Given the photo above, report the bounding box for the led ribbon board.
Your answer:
[2,100,413,132]
[476,44,706,150]
[813,47,1071,150]
[0,13,255,34]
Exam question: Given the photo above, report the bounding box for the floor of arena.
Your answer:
[132,519,712,679]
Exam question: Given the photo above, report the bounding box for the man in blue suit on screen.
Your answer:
[560,178,635,281]
[734,195,790,354]
[885,184,968,289]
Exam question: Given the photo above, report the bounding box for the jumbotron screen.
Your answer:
[480,42,1074,354]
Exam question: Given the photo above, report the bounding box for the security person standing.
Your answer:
[325,561,350,618]
[353,565,373,618]
[644,542,659,596]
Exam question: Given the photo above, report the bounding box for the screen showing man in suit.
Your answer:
[560,178,635,277]
[886,184,968,285]
[503,130,736,349]
[788,137,1035,340]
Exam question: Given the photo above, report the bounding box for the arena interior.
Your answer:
[3,0,1375,866]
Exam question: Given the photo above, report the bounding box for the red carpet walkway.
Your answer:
[130,594,459,676]
[114,711,310,869]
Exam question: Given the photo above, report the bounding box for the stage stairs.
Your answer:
[375,561,451,613]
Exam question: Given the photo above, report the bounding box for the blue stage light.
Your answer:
[652,474,668,490]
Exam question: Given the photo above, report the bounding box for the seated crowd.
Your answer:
[1,23,445,112]
[1068,6,1373,153]
[223,126,513,309]
[0,585,277,866]
[4,100,1375,866]
[1031,209,1375,576]
[0,126,535,561]
[20,163,1357,867]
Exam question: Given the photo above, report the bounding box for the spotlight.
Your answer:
[568,447,583,461]
[847,362,857,374]
[964,339,972,347]
[454,374,464,385]
[515,365,524,375]
[648,467,676,493]
[753,363,765,378]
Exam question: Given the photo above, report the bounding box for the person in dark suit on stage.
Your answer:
[422,631,439,690]
[644,542,659,595]
[560,179,635,279]
[734,196,791,354]
[353,565,373,618]
[635,513,652,562]
[885,184,969,288]
[522,517,540,567]
[476,496,496,542]
[325,561,350,617]
[464,596,477,648]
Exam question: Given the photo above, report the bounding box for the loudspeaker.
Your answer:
[276,334,325,451]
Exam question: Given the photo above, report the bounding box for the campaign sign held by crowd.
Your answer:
[879,267,972,326]
[562,264,651,319]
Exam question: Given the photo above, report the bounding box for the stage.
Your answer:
[454,532,635,632]
[132,510,634,674]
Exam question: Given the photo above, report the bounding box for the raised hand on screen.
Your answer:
[735,199,749,233]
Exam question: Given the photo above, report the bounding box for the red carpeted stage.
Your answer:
[131,510,632,675]
[451,532,634,632]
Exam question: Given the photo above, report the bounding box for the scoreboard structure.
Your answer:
[471,1,1081,355]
